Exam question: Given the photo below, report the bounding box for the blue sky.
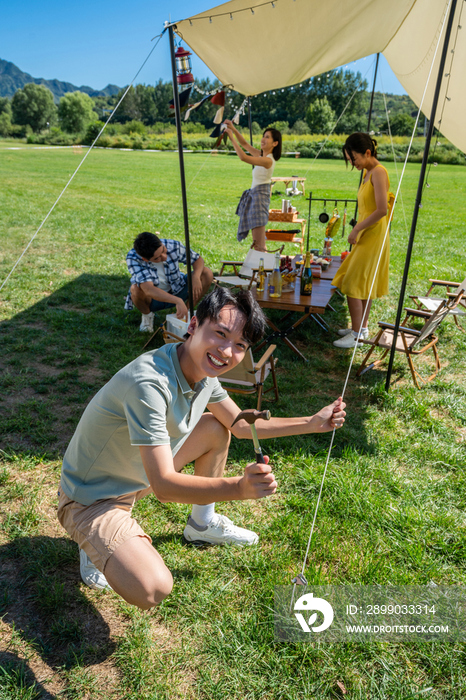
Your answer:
[2,0,406,95]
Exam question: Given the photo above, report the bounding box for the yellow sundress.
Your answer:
[332,165,390,299]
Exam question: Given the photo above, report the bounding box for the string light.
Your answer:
[209,16,212,23]
[251,8,255,14]
[230,13,233,19]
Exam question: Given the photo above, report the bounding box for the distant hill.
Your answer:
[0,59,121,101]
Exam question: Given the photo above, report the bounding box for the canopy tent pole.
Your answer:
[351,53,381,229]
[385,0,458,391]
[168,24,195,318]
[247,97,253,146]
[366,52,380,132]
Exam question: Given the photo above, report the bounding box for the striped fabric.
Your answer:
[236,183,271,242]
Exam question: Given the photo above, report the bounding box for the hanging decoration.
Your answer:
[211,90,225,123]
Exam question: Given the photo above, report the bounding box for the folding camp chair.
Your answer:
[215,247,283,289]
[162,328,279,410]
[356,289,464,388]
[409,276,466,331]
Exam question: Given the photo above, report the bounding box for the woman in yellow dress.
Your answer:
[332,133,390,348]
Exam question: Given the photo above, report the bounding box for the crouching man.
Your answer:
[125,231,213,332]
[58,287,346,609]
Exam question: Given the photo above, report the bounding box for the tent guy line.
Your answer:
[290,0,454,600]
[0,36,164,294]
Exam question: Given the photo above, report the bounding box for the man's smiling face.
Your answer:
[187,305,249,381]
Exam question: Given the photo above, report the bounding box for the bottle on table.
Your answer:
[256,257,266,292]
[323,236,333,256]
[269,252,282,298]
[300,251,313,296]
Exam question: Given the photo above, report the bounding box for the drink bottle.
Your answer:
[256,257,265,292]
[300,251,313,296]
[269,252,282,298]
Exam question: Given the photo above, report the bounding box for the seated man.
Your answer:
[58,287,346,610]
[125,231,214,332]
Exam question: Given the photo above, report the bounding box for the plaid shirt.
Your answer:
[125,239,200,310]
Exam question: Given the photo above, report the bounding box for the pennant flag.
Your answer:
[169,87,193,113]
[213,131,228,150]
[184,94,210,121]
[209,123,222,138]
[211,91,225,106]
[211,91,225,125]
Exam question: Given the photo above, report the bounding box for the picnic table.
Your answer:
[253,256,342,361]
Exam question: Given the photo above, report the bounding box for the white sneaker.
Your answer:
[337,328,369,339]
[333,333,363,348]
[183,514,259,546]
[79,549,112,590]
[139,312,154,332]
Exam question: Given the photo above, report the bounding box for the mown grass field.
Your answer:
[1,141,466,699]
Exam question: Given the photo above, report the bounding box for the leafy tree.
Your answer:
[0,97,11,117]
[122,120,146,135]
[11,83,57,132]
[380,113,416,136]
[292,119,310,134]
[58,91,97,133]
[0,97,12,136]
[267,120,290,134]
[307,69,368,134]
[83,121,105,145]
[306,97,335,134]
[0,112,11,136]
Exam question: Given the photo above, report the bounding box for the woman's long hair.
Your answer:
[343,132,377,167]
[263,128,282,161]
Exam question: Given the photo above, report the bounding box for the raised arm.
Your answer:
[224,119,261,156]
[226,129,274,168]
[208,396,346,439]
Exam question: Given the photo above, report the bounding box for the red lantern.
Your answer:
[175,46,194,88]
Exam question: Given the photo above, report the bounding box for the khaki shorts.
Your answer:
[57,489,152,573]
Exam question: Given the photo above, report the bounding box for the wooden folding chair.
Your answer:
[356,289,464,388]
[162,328,279,410]
[409,276,466,332]
[215,246,283,289]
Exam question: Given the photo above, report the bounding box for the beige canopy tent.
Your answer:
[168,0,462,388]
[174,0,465,153]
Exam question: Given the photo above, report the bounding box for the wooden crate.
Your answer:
[266,229,298,242]
[268,209,299,222]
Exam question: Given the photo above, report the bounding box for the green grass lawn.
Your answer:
[1,142,466,699]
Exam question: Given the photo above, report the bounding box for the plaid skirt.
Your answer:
[236,183,271,241]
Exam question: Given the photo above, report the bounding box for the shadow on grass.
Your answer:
[0,535,115,699]
[0,273,151,456]
[0,272,379,463]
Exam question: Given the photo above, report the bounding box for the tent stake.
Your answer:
[168,24,194,318]
[385,0,458,391]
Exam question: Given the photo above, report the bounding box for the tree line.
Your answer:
[0,69,421,139]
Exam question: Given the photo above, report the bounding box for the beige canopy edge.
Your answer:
[175,0,466,154]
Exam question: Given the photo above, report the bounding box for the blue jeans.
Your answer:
[149,283,189,313]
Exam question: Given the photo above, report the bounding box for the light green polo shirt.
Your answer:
[61,342,228,505]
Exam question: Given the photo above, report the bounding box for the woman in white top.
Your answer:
[224,121,282,251]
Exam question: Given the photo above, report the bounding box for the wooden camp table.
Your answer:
[270,176,306,196]
[253,256,342,361]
